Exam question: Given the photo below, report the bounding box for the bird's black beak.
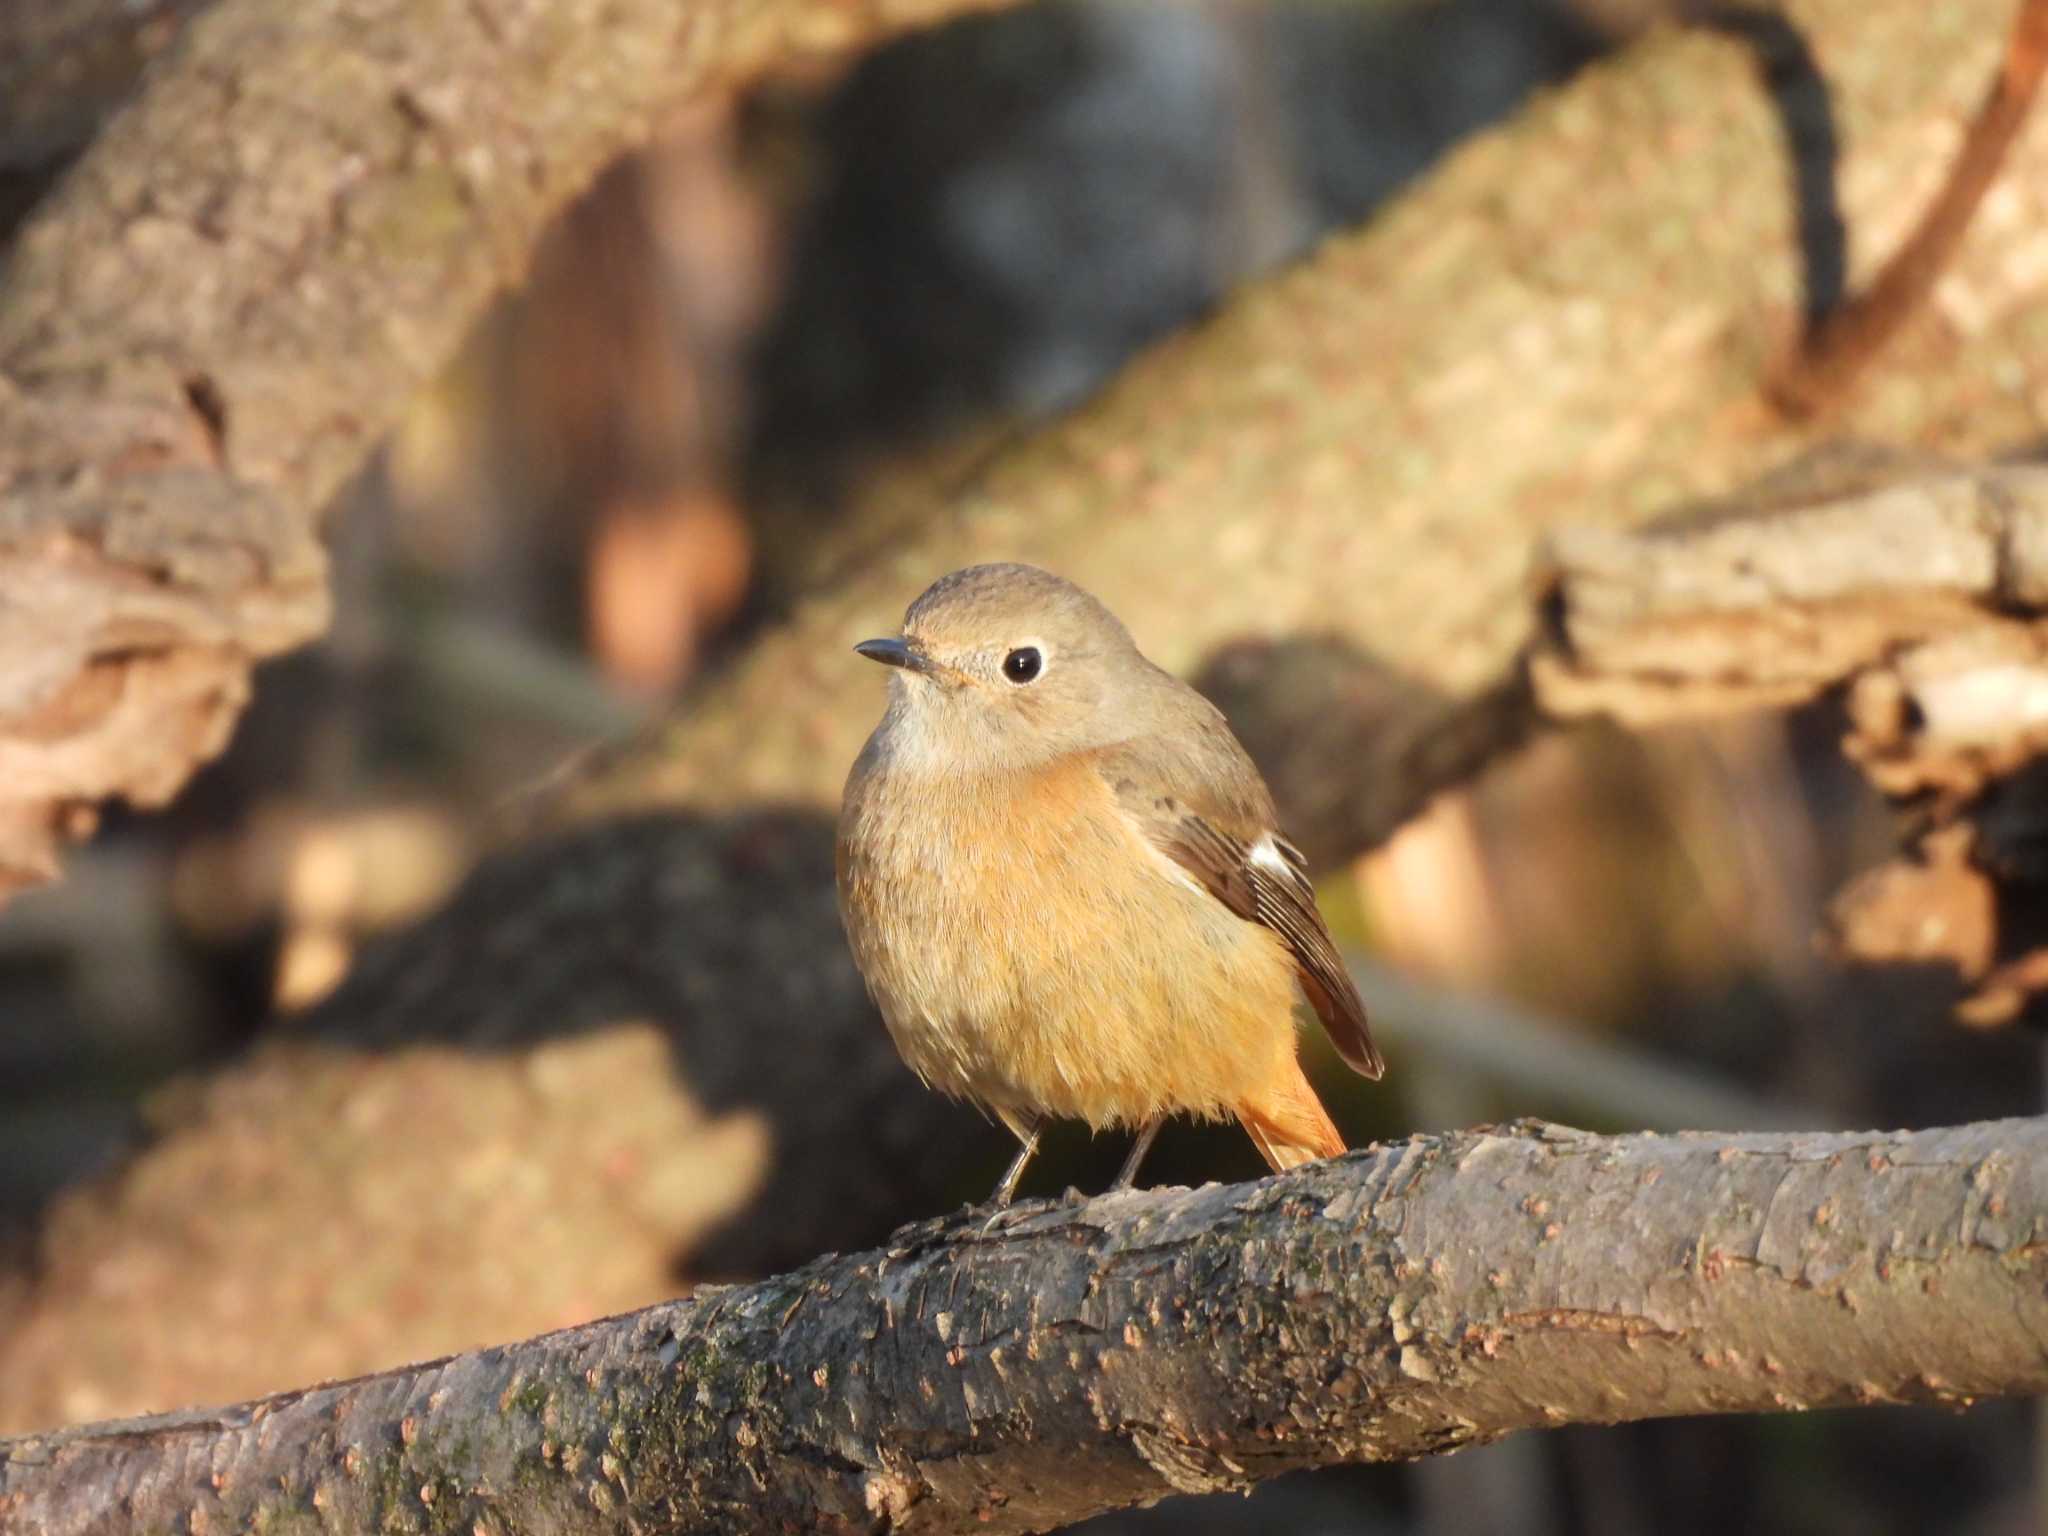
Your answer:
[854,637,930,673]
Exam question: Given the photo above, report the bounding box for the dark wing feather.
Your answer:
[1101,745,1384,1080]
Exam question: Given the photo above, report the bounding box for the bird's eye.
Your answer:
[1002,646,1043,684]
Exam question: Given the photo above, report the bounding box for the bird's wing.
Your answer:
[1096,736,1384,1080]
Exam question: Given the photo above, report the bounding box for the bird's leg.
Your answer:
[1110,1117,1165,1192]
[988,1110,1044,1209]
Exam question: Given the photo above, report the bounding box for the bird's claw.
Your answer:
[973,1199,1027,1237]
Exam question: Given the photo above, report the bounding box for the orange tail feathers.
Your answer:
[1235,1058,1347,1173]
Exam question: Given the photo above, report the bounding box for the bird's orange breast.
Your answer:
[838,751,1304,1129]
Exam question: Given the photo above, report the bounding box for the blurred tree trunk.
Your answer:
[562,0,2048,863]
[0,0,1015,895]
[7,1118,2047,1535]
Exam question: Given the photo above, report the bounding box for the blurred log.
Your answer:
[0,809,996,1436]
[0,0,1014,898]
[7,1117,2048,1534]
[1533,454,2048,1024]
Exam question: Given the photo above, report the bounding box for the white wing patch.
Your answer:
[1248,836,1293,877]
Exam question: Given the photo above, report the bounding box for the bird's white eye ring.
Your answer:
[1002,646,1044,684]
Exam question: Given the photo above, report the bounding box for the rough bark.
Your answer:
[1533,455,2048,732]
[1531,454,2048,1022]
[4,1117,2045,1536]
[0,0,1012,897]
[556,0,2048,860]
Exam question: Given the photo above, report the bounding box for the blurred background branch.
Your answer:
[1537,457,2048,1025]
[1351,957,1826,1130]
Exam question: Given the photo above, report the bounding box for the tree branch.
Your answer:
[1770,0,2048,413]
[1531,454,2048,1021]
[1531,456,2048,730]
[4,1117,2044,1535]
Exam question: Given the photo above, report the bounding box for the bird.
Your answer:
[835,562,1384,1207]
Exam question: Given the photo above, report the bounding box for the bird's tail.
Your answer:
[1235,1058,1347,1173]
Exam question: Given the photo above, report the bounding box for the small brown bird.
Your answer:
[836,563,1384,1206]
